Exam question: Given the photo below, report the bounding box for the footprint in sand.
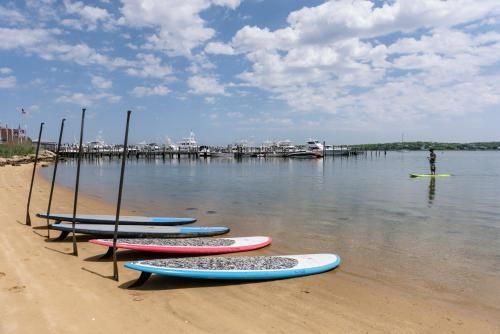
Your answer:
[185,207,198,211]
[206,210,217,214]
[130,292,144,302]
[8,285,26,293]
[0,272,5,278]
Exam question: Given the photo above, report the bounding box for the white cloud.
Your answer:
[222,0,500,123]
[0,27,134,70]
[119,0,241,57]
[56,93,91,105]
[0,76,16,88]
[0,28,53,50]
[132,85,170,97]
[56,92,121,105]
[205,97,216,104]
[26,105,40,114]
[126,42,138,50]
[231,0,500,53]
[126,54,173,80]
[0,5,27,25]
[25,0,60,22]
[212,0,241,10]
[61,18,84,30]
[0,67,12,74]
[188,75,226,95]
[91,75,112,89]
[205,42,235,55]
[63,0,115,31]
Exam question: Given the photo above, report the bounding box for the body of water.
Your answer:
[41,151,500,309]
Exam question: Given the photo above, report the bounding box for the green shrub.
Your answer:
[0,143,35,158]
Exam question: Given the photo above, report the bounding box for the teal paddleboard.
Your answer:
[410,174,451,178]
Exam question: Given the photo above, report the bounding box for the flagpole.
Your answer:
[20,108,25,143]
[19,108,22,144]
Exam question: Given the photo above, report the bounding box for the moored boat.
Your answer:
[287,151,321,159]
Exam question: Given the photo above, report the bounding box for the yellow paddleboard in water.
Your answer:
[410,174,451,178]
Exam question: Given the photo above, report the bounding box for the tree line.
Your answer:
[351,141,500,151]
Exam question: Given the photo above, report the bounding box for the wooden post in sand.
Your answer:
[26,122,44,226]
[71,109,86,256]
[46,118,65,238]
[112,110,132,281]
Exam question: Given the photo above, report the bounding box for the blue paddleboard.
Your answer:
[37,213,196,225]
[125,254,341,280]
[50,223,229,238]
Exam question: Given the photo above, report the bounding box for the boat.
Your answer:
[210,151,233,158]
[307,139,324,152]
[177,131,198,152]
[199,145,211,157]
[88,140,105,152]
[324,145,350,156]
[287,151,321,159]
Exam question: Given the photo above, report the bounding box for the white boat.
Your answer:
[210,151,233,158]
[88,140,105,152]
[177,131,198,152]
[307,139,324,152]
[199,145,211,157]
[276,140,297,152]
[287,151,321,159]
[324,145,350,156]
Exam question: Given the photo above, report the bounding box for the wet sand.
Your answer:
[0,163,498,333]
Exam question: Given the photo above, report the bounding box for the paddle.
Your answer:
[26,122,44,226]
[112,110,132,281]
[46,118,65,239]
[71,109,85,256]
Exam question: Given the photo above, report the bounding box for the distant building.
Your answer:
[0,125,29,144]
[31,141,57,151]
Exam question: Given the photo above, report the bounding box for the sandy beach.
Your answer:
[0,163,498,333]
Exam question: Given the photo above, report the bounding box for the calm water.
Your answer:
[41,151,500,307]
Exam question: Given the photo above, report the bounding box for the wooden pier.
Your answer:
[57,145,364,160]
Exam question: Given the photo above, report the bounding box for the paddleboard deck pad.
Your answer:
[89,236,272,254]
[49,223,229,239]
[410,174,451,178]
[37,213,196,225]
[125,253,341,287]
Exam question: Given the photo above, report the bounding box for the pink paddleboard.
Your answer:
[89,236,272,254]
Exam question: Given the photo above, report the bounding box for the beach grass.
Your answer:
[0,143,34,158]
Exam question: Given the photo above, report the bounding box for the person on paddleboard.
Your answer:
[428,148,436,175]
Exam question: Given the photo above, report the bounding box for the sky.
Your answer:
[0,0,500,145]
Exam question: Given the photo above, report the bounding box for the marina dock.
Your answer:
[55,145,364,159]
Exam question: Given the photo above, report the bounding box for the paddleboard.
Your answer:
[37,213,196,225]
[50,223,229,238]
[125,253,341,281]
[410,174,451,178]
[89,236,272,254]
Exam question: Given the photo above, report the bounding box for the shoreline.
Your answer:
[0,163,498,333]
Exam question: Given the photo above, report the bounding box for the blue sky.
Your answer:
[1,0,500,145]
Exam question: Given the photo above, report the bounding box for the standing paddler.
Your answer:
[428,148,437,175]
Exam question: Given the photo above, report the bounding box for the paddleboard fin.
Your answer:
[128,272,152,288]
[99,247,114,260]
[53,231,69,241]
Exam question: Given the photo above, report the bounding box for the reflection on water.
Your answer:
[428,177,436,206]
[41,151,500,307]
